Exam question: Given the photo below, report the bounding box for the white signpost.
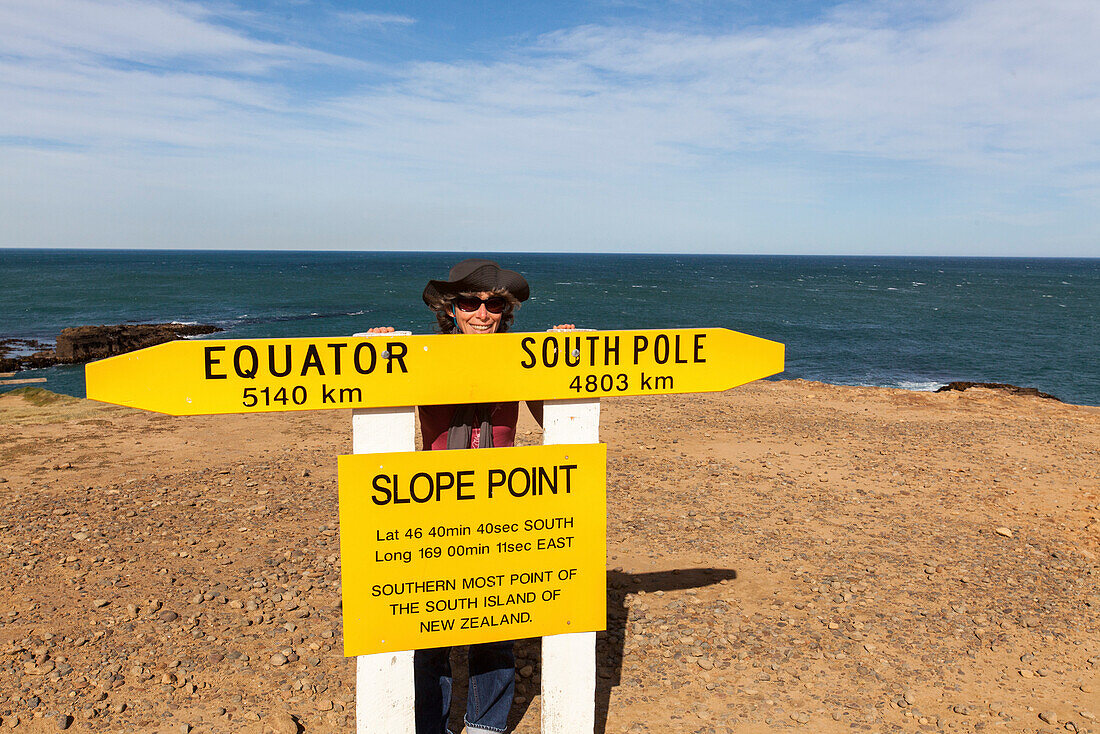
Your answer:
[351,396,418,732]
[350,333,600,734]
[539,397,600,734]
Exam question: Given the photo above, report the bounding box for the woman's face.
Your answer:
[453,291,505,334]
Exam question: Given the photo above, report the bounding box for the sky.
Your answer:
[1,0,1099,256]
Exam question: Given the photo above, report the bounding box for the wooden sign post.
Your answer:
[350,385,418,732]
[540,396,600,734]
[85,327,784,734]
[343,333,607,734]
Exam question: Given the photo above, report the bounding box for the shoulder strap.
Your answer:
[446,404,495,449]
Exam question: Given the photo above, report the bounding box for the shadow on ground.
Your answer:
[442,567,738,733]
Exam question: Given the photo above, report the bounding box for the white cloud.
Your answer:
[0,0,358,151]
[322,0,1100,181]
[0,0,301,69]
[334,11,416,28]
[6,0,1098,172]
[1,0,1098,253]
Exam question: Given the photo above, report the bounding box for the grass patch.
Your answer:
[0,387,125,426]
[3,387,81,407]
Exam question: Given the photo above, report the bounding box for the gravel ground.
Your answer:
[0,381,1097,733]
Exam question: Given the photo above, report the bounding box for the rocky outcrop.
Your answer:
[0,338,56,373]
[935,381,1061,401]
[54,324,220,363]
[1,324,221,371]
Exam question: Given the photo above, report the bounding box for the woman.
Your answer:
[369,258,571,734]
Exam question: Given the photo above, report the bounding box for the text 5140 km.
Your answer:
[242,384,365,407]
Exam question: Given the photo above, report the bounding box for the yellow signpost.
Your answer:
[338,444,607,657]
[84,328,784,415]
[83,325,785,734]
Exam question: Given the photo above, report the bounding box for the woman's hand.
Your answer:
[551,324,577,330]
[365,326,395,334]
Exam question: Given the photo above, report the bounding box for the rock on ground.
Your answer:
[0,381,1097,733]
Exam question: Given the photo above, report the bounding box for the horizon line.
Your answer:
[1,246,1097,261]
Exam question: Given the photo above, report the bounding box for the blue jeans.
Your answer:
[414,641,515,734]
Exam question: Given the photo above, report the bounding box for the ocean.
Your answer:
[1,250,1097,406]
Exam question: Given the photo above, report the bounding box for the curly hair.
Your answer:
[430,289,521,334]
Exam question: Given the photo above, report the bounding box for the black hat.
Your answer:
[422,259,530,308]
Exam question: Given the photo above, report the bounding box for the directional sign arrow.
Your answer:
[85,328,784,416]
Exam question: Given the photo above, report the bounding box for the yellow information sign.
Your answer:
[85,328,784,415]
[338,444,606,656]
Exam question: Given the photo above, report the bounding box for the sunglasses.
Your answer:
[455,295,508,314]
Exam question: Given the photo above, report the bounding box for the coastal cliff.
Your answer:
[53,324,220,362]
[0,323,220,372]
[935,381,1062,401]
